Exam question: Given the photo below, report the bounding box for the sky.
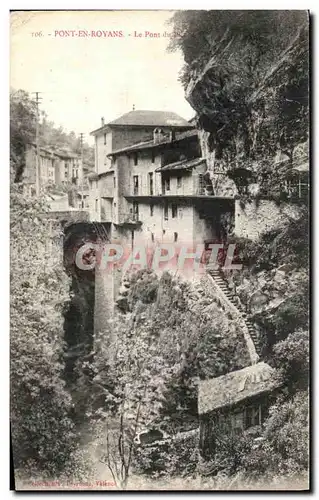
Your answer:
[10,10,194,144]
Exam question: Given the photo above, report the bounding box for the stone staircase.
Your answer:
[207,268,261,356]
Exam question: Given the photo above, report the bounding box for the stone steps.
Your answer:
[208,269,261,354]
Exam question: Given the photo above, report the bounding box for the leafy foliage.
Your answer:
[10,185,77,472]
[10,89,36,182]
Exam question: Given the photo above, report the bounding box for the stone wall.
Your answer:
[234,199,302,240]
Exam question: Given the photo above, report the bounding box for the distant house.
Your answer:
[198,362,282,459]
[24,144,84,194]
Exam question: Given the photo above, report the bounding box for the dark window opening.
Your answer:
[165,177,170,192]
[113,177,116,188]
[177,176,182,189]
[133,152,138,166]
[151,233,155,242]
[164,202,168,221]
[174,232,178,242]
[104,133,106,145]
[150,203,154,216]
[148,172,154,195]
[133,175,139,195]
[133,201,139,221]
[172,203,178,218]
[245,405,262,429]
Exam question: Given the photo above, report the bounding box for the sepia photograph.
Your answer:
[10,9,310,491]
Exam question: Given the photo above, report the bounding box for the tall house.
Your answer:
[89,110,234,247]
[24,144,84,194]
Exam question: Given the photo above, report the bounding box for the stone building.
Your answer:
[24,143,84,194]
[89,110,234,248]
[198,362,282,459]
[89,109,236,342]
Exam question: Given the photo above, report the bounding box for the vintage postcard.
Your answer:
[10,10,310,491]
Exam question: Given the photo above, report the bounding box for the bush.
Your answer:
[134,430,199,478]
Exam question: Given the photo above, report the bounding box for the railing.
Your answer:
[120,212,141,225]
[283,181,309,200]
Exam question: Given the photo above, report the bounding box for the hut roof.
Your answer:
[198,362,281,416]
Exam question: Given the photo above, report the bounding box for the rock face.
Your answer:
[184,23,309,206]
[178,14,309,355]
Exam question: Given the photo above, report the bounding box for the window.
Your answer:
[104,133,106,145]
[164,201,168,221]
[172,203,178,218]
[133,152,138,166]
[177,176,182,189]
[133,175,139,195]
[245,405,262,429]
[174,232,178,242]
[151,233,155,242]
[133,201,139,220]
[164,177,170,192]
[148,172,154,195]
[113,177,116,188]
[150,203,154,216]
[198,173,205,195]
[95,199,98,212]
[231,412,244,434]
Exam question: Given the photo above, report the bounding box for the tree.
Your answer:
[91,309,175,489]
[10,184,76,473]
[89,268,254,485]
[10,89,36,182]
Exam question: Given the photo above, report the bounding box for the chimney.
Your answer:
[101,117,105,127]
[153,128,164,144]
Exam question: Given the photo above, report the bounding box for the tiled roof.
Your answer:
[198,362,281,416]
[157,157,206,172]
[108,110,193,128]
[91,111,194,135]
